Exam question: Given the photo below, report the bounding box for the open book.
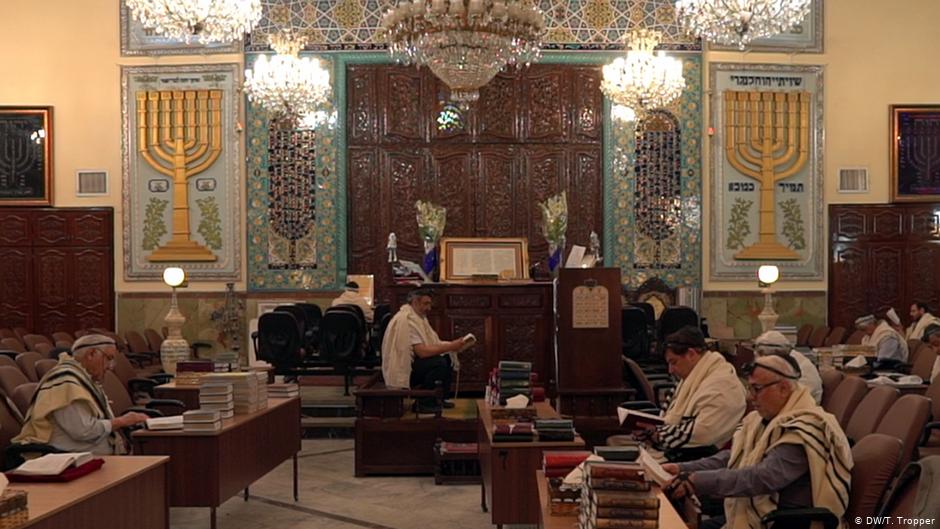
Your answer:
[146,415,184,430]
[617,408,665,432]
[9,452,95,476]
[638,447,673,487]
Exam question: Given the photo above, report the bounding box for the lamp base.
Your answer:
[160,338,190,375]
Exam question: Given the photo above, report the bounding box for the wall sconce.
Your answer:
[160,266,190,375]
[757,265,780,333]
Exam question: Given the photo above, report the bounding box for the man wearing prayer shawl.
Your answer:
[753,330,823,404]
[923,323,940,383]
[906,302,940,341]
[644,326,747,462]
[856,313,908,368]
[12,334,149,459]
[663,355,853,529]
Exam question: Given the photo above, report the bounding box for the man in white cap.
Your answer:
[856,313,908,368]
[331,281,374,323]
[753,330,823,404]
[906,303,939,341]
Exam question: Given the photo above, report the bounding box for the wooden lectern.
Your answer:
[554,267,634,446]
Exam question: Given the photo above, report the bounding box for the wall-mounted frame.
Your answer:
[0,107,53,206]
[440,237,530,283]
[119,3,241,56]
[708,0,824,53]
[890,105,940,203]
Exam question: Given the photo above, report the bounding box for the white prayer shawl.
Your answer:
[723,386,853,529]
[863,320,909,362]
[331,291,375,323]
[657,351,747,451]
[906,313,940,341]
[791,349,823,404]
[381,304,458,388]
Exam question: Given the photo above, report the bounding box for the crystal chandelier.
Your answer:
[380,0,546,104]
[125,0,263,44]
[675,0,812,49]
[244,31,332,126]
[600,29,685,120]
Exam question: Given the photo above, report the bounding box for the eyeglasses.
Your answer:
[748,380,783,395]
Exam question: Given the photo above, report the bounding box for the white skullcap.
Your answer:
[886,308,901,326]
[855,314,876,328]
[754,330,792,355]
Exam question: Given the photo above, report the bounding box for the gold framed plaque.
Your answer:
[439,237,530,283]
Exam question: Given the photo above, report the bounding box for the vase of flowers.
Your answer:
[539,191,568,276]
[415,200,446,281]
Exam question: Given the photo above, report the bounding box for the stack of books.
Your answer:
[543,450,592,478]
[492,422,534,442]
[215,351,240,370]
[496,361,532,405]
[535,418,576,442]
[199,382,235,419]
[145,415,183,430]
[268,382,299,398]
[201,372,267,414]
[544,451,592,516]
[183,409,222,432]
[175,360,231,386]
[578,462,659,529]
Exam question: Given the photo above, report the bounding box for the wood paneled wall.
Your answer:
[346,64,604,301]
[829,204,940,328]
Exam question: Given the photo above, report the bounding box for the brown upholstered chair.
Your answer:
[875,394,932,466]
[14,352,42,382]
[144,328,164,352]
[823,375,868,429]
[0,338,25,354]
[920,382,940,458]
[111,352,170,401]
[21,334,51,352]
[32,343,53,359]
[101,371,182,418]
[876,456,940,524]
[808,326,830,348]
[12,328,28,341]
[824,326,847,346]
[51,331,73,345]
[10,383,37,417]
[910,344,937,380]
[73,329,89,338]
[796,324,814,347]
[908,339,925,357]
[0,395,24,462]
[0,356,17,371]
[126,331,154,354]
[820,369,845,409]
[34,359,56,380]
[845,330,866,345]
[0,366,29,399]
[732,343,755,376]
[845,386,899,444]
[54,340,72,350]
[0,329,15,340]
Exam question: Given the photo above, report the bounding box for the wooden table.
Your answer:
[535,470,690,529]
[133,397,301,529]
[14,456,169,529]
[154,381,200,409]
[478,400,585,528]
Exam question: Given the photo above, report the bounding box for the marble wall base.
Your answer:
[701,291,827,340]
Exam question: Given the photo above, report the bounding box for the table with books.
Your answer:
[132,374,301,529]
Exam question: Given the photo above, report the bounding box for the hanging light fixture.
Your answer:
[125,0,263,44]
[675,0,812,49]
[380,0,546,105]
[600,29,686,120]
[244,30,332,126]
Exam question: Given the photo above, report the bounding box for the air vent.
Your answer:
[76,170,109,196]
[838,167,868,193]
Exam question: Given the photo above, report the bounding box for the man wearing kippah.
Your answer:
[753,330,822,404]
[331,281,374,324]
[906,302,939,341]
[922,323,940,383]
[855,313,908,369]
[12,334,148,457]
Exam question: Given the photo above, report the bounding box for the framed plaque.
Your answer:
[439,237,529,283]
[0,107,53,206]
[890,105,940,202]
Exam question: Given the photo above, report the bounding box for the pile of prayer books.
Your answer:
[492,361,532,406]
[535,418,576,442]
[544,451,592,515]
[199,382,235,419]
[579,462,659,529]
[183,410,222,432]
[175,360,231,386]
[492,422,534,442]
[201,372,268,414]
[267,382,299,398]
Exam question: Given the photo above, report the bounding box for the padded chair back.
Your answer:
[877,457,940,523]
[101,371,133,416]
[319,310,365,367]
[51,331,73,345]
[908,339,925,357]
[0,396,23,460]
[125,331,152,354]
[845,330,866,345]
[274,305,307,337]
[808,326,830,348]
[925,381,940,438]
[257,312,303,369]
[875,394,932,466]
[825,326,847,346]
[10,383,37,417]
[96,331,128,353]
[332,304,367,332]
[845,386,899,444]
[12,328,28,341]
[658,306,698,343]
[0,329,15,340]
[33,343,54,359]
[373,304,392,327]
[0,357,16,371]
[370,312,392,356]
[824,375,868,429]
[621,307,650,359]
[820,369,845,409]
[911,343,938,380]
[0,366,29,398]
[847,433,904,527]
[73,329,89,338]
[22,334,52,352]
[731,343,755,376]
[629,302,656,325]
[296,303,323,355]
[0,338,24,354]
[623,357,657,404]
[15,352,42,382]
[144,328,164,352]
[112,352,141,389]
[796,324,814,347]
[54,340,72,350]
[34,359,57,380]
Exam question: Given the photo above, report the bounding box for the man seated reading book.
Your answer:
[662,355,853,529]
[381,288,475,413]
[11,335,149,462]
[638,326,747,462]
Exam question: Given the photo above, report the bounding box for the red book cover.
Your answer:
[543,450,592,469]
[7,458,105,483]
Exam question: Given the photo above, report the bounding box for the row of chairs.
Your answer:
[796,324,866,348]
[0,327,166,360]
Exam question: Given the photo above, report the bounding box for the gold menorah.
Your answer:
[136,90,222,262]
[724,90,810,260]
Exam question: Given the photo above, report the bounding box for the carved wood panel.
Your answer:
[382,70,425,143]
[523,68,568,142]
[0,247,32,329]
[829,204,940,329]
[448,316,490,388]
[347,66,377,144]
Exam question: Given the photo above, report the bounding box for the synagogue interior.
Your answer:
[1,0,940,528]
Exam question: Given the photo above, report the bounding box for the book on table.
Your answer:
[183,420,223,432]
[616,408,664,432]
[145,415,184,430]
[183,409,222,423]
[8,452,95,476]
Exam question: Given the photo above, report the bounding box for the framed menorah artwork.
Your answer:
[0,107,53,206]
[709,0,824,53]
[121,64,242,280]
[709,63,825,281]
[890,106,940,203]
[119,3,241,56]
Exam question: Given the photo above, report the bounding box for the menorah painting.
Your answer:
[891,106,940,202]
[136,90,222,262]
[0,107,53,206]
[723,90,810,261]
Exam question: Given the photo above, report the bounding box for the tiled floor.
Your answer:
[169,439,517,529]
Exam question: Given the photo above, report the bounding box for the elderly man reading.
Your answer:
[663,355,853,529]
[12,335,149,458]
[753,330,823,403]
[856,313,908,369]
